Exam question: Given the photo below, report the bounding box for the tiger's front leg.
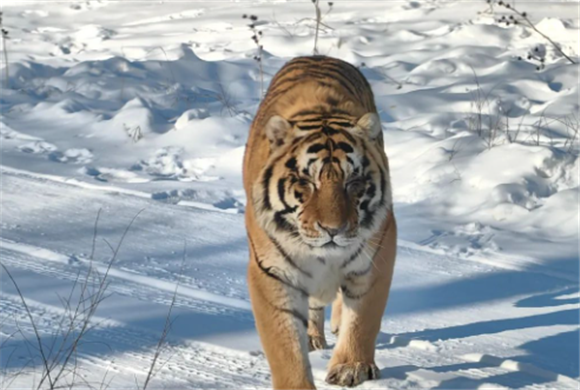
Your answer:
[326,219,397,387]
[247,254,315,390]
[308,298,328,351]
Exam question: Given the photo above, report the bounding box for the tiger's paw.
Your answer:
[325,362,380,387]
[330,324,340,335]
[308,335,327,351]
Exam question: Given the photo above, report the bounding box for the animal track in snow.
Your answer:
[17,141,58,154]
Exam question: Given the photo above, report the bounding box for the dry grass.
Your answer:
[0,209,186,390]
[0,12,10,89]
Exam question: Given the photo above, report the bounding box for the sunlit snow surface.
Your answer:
[0,1,578,388]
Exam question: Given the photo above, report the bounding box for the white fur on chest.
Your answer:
[276,247,371,304]
[306,257,344,303]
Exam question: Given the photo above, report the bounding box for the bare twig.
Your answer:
[123,123,143,143]
[215,83,237,117]
[494,1,576,64]
[535,115,543,146]
[142,240,186,390]
[0,12,9,89]
[510,113,527,143]
[90,208,102,261]
[360,62,403,90]
[312,1,333,54]
[271,10,295,38]
[194,83,238,117]
[2,210,144,390]
[47,210,144,389]
[512,11,574,64]
[466,66,507,149]
[313,0,321,54]
[449,161,463,184]
[155,46,177,86]
[243,14,264,98]
[447,138,463,161]
[1,263,55,389]
[551,113,579,153]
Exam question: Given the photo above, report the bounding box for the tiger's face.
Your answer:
[254,113,391,256]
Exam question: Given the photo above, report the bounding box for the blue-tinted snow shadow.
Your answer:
[3,209,578,380]
[519,330,579,378]
[379,361,562,389]
[387,256,577,317]
[381,309,578,377]
[434,370,566,389]
[382,256,579,380]
[379,359,569,389]
[0,261,257,372]
[2,46,259,136]
[516,286,579,308]
[0,206,250,279]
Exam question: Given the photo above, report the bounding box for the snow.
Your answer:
[0,0,578,389]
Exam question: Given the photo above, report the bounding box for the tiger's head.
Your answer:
[253,112,392,257]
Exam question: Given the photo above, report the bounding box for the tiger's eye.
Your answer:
[347,178,365,195]
[294,177,315,197]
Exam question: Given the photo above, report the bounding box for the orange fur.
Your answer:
[243,56,397,389]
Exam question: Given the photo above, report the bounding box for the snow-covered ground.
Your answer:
[0,0,578,388]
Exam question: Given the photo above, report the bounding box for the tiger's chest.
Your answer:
[288,248,373,304]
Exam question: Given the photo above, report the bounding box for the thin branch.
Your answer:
[0,12,9,89]
[498,2,575,64]
[90,209,102,261]
[313,0,321,54]
[50,210,144,387]
[1,263,55,389]
[142,240,186,390]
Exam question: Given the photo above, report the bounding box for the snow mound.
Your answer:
[0,0,578,388]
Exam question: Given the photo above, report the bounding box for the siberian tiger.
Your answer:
[243,55,397,389]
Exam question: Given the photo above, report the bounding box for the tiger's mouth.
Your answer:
[299,232,359,249]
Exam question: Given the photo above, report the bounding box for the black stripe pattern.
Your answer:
[248,237,309,328]
[345,263,372,280]
[340,284,371,300]
[252,56,390,272]
[248,236,308,298]
[342,245,363,269]
[277,307,308,328]
[269,235,312,278]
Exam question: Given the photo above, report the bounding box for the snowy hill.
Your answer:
[1,1,578,389]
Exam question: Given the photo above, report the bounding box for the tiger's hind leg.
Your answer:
[308,299,327,351]
[330,292,342,336]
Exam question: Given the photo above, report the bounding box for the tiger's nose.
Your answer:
[319,223,347,237]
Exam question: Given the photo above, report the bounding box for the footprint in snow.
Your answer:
[1,127,42,141]
[48,148,94,164]
[18,141,58,154]
[406,1,421,9]
[19,141,94,165]
[81,166,149,183]
[20,9,49,18]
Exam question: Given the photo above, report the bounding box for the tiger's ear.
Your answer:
[265,115,292,148]
[353,113,382,140]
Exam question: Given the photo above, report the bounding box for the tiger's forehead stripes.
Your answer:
[290,106,355,119]
[290,110,357,131]
[284,129,362,184]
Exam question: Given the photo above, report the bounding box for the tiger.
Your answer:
[243,55,397,389]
